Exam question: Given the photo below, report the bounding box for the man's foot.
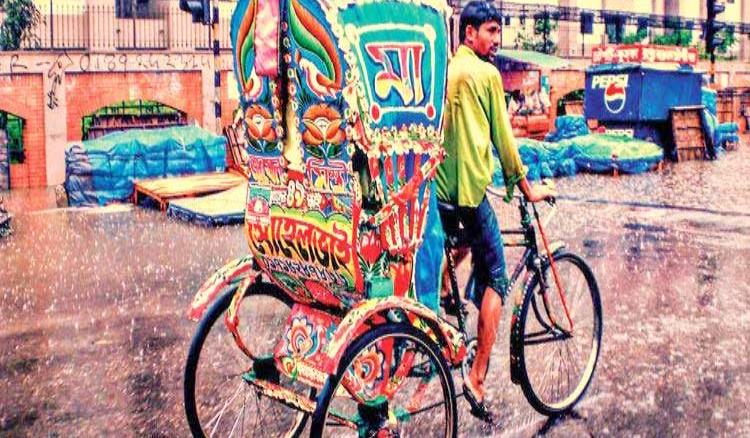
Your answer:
[463,379,495,424]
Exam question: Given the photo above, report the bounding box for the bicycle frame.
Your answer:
[441,193,566,383]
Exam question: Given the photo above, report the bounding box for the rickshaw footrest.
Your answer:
[242,371,317,414]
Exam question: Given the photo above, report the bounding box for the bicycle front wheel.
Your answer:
[310,323,458,438]
[516,251,602,417]
[184,283,313,437]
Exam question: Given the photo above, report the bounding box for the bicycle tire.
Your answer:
[516,251,602,417]
[310,323,458,438]
[184,283,314,437]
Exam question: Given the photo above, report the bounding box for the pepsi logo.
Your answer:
[604,82,627,114]
[592,74,629,115]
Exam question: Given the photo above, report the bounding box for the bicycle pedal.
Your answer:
[440,297,462,317]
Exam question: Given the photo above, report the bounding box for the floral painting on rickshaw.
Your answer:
[232,0,449,314]
[275,303,341,388]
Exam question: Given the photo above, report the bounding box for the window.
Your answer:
[604,14,627,44]
[0,112,25,164]
[115,0,155,19]
[81,100,187,140]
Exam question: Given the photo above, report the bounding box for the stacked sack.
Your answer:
[0,130,9,191]
[65,125,226,207]
[493,133,664,187]
[544,115,590,142]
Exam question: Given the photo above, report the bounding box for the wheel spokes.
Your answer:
[205,382,246,437]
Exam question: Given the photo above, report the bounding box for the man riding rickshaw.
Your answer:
[180,0,601,436]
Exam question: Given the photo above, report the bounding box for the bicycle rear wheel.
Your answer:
[516,251,602,417]
[310,323,457,437]
[184,283,314,437]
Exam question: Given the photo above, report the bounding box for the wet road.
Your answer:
[1,143,749,437]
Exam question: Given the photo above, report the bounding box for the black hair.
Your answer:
[459,1,503,43]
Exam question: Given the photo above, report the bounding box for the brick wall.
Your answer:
[548,69,587,126]
[0,74,46,189]
[65,71,205,141]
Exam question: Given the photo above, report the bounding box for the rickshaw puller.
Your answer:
[435,0,556,423]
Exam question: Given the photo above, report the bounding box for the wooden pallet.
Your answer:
[133,171,246,212]
[223,125,250,177]
[676,147,705,162]
[670,106,706,162]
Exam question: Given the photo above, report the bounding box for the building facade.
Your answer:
[451,0,750,61]
[1,0,749,188]
[0,0,240,189]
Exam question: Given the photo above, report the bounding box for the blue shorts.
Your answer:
[441,196,509,307]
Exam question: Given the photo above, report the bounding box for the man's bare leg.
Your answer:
[467,287,503,400]
[441,247,470,298]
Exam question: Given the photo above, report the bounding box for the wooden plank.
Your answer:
[133,172,246,212]
[670,106,706,161]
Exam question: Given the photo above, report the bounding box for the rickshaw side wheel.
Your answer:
[184,283,314,437]
[310,323,458,438]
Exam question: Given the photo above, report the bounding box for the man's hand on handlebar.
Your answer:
[519,178,557,203]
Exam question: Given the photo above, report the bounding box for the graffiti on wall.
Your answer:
[0,51,225,115]
[0,52,216,77]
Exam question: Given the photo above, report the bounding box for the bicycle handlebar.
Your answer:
[485,186,556,205]
[485,186,557,229]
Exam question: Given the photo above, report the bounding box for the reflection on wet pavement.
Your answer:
[1,145,749,436]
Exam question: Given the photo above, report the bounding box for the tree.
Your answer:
[0,0,41,50]
[621,28,648,45]
[652,29,693,47]
[532,13,557,55]
[514,13,558,55]
[716,26,736,56]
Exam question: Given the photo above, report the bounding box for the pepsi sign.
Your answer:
[591,74,629,115]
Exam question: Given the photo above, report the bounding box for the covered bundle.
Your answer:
[567,134,664,174]
[65,126,226,207]
[715,122,740,149]
[0,131,9,191]
[516,138,577,181]
[544,115,590,142]
[493,133,664,186]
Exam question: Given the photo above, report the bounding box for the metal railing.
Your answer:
[1,1,748,54]
[1,3,233,51]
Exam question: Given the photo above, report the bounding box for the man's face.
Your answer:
[466,20,501,59]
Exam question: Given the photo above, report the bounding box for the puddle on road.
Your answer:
[2,147,750,436]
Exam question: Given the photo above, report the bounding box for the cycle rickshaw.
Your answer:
[182,0,602,436]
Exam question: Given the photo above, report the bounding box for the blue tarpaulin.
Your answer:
[65,126,227,207]
[716,122,740,148]
[493,134,663,186]
[702,87,718,116]
[545,115,590,142]
[414,182,444,312]
[569,134,664,174]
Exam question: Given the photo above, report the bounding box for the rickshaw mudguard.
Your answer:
[224,275,257,359]
[323,296,467,374]
[187,254,257,321]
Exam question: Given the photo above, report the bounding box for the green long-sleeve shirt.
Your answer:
[436,45,527,207]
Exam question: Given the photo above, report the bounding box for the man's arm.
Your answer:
[486,73,554,202]
[485,72,527,201]
[518,178,555,202]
